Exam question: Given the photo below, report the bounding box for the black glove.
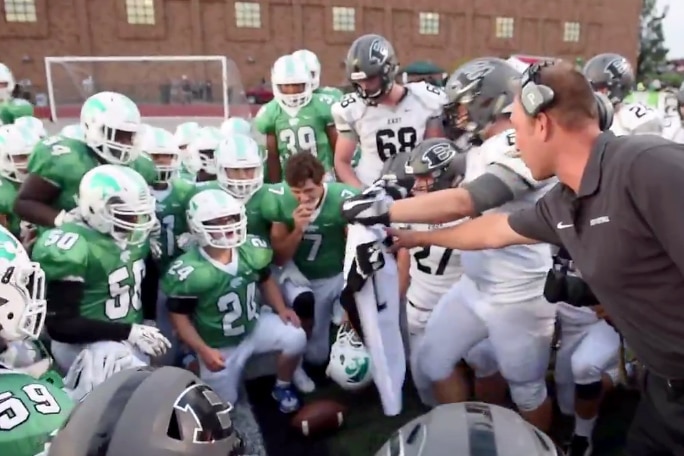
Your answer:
[354,241,385,279]
[341,187,392,226]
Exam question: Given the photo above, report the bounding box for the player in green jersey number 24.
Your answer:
[162,189,306,413]
[264,153,359,369]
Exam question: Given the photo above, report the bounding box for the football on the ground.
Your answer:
[290,399,347,436]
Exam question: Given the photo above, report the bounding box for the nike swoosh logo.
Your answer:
[557,222,574,229]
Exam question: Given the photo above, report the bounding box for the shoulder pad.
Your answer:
[332,93,364,133]
[483,130,538,185]
[618,103,664,135]
[243,235,273,270]
[406,81,448,111]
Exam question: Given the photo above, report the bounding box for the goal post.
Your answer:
[43,55,250,121]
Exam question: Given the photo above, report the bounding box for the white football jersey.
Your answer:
[459,129,553,300]
[610,102,664,136]
[332,82,446,186]
[662,118,684,143]
[406,221,464,310]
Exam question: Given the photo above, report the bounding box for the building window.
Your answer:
[495,17,514,39]
[332,6,355,32]
[235,2,261,28]
[564,22,581,42]
[125,0,155,25]
[418,12,439,35]
[4,0,37,23]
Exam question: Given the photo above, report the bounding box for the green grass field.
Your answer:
[304,372,639,455]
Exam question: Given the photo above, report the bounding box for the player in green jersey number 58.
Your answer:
[14,91,156,229]
[255,54,338,183]
[32,165,170,388]
[263,153,359,369]
[162,189,306,412]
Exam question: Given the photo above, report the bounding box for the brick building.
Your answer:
[1,0,641,116]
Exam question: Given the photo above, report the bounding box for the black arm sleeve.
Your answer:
[167,296,198,315]
[140,255,159,321]
[257,267,271,283]
[46,281,132,344]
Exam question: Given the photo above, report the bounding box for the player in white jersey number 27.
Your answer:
[332,33,446,188]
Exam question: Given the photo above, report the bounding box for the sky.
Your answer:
[657,0,684,58]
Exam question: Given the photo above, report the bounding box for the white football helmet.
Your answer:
[187,189,247,249]
[60,123,86,141]
[0,63,15,103]
[0,124,40,183]
[78,164,156,246]
[14,116,47,139]
[174,121,202,175]
[271,54,313,110]
[141,126,181,183]
[215,134,263,201]
[326,323,373,391]
[220,117,254,137]
[188,126,222,175]
[0,225,46,342]
[80,91,143,165]
[292,49,321,91]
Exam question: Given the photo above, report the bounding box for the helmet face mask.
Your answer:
[80,92,143,165]
[78,165,156,247]
[271,55,313,110]
[0,125,39,183]
[216,135,264,202]
[142,127,182,184]
[0,268,47,343]
[187,189,247,250]
[405,138,461,193]
[0,63,15,102]
[326,324,373,391]
[583,53,635,105]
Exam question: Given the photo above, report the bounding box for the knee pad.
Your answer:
[282,327,308,356]
[571,356,603,385]
[508,379,548,412]
[292,291,315,320]
[575,380,603,400]
[415,339,455,382]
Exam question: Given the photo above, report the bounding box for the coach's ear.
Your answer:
[594,92,614,132]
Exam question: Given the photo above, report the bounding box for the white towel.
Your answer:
[343,224,405,416]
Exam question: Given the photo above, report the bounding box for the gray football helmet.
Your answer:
[345,34,399,102]
[583,53,635,105]
[46,366,244,456]
[404,138,465,192]
[444,57,520,139]
[375,402,563,456]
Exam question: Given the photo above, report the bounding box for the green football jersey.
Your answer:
[0,99,34,125]
[0,177,20,237]
[152,178,195,267]
[31,223,148,324]
[161,235,272,348]
[261,182,358,280]
[253,94,335,178]
[27,137,157,214]
[187,181,271,239]
[0,367,74,456]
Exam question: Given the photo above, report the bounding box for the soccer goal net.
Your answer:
[43,55,251,122]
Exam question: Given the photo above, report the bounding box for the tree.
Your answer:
[637,0,669,78]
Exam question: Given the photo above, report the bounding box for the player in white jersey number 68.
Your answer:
[332,34,446,188]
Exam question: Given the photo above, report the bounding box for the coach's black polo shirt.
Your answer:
[509,131,684,378]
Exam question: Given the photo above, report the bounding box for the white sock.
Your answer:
[574,415,597,438]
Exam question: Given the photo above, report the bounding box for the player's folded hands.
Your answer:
[385,227,421,251]
[127,323,172,357]
[177,232,198,251]
[278,308,301,327]
[199,346,226,372]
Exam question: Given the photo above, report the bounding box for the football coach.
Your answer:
[342,60,684,455]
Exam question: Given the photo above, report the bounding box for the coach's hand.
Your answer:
[385,227,422,251]
[127,323,171,357]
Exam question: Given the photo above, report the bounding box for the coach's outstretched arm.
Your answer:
[388,194,562,251]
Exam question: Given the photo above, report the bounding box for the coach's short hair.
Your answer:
[539,61,599,130]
